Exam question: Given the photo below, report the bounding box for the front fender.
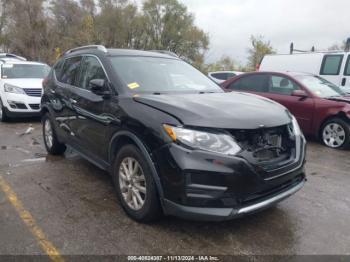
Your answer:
[108,130,165,202]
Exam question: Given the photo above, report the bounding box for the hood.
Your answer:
[134,92,291,129]
[2,78,43,89]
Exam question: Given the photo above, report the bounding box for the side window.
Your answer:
[53,59,64,81]
[268,75,299,95]
[344,56,350,76]
[212,73,228,80]
[226,73,236,79]
[228,75,269,92]
[60,56,82,86]
[77,56,107,90]
[320,55,343,75]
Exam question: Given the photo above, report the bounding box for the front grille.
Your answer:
[29,104,40,110]
[24,88,42,97]
[229,124,297,177]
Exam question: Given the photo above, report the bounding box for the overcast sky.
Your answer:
[174,0,350,64]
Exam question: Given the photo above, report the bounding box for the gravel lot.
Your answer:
[0,119,350,257]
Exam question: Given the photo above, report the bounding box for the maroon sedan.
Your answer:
[222,71,350,149]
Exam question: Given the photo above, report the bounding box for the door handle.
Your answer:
[341,78,346,86]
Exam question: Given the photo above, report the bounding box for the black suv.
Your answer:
[41,45,306,222]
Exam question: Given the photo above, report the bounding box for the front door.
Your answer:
[262,74,315,134]
[71,55,116,161]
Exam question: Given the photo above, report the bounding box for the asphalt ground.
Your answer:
[0,119,349,260]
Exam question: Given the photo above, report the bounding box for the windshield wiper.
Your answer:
[198,91,217,94]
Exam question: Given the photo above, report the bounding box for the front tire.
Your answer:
[42,113,66,155]
[321,118,350,149]
[0,98,9,122]
[112,144,162,222]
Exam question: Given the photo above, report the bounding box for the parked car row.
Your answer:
[259,51,350,94]
[0,54,50,121]
[40,45,306,222]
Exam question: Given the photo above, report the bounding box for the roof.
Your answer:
[64,46,179,60]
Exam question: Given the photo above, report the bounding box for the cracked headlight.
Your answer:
[4,84,25,94]
[163,124,241,155]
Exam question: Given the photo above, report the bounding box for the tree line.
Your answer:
[0,0,275,72]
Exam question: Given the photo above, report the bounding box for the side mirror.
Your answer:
[291,90,308,98]
[89,79,110,96]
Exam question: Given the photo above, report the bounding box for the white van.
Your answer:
[259,51,350,93]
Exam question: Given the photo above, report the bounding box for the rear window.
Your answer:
[1,64,50,79]
[320,55,343,75]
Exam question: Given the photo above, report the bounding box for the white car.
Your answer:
[208,71,243,84]
[259,51,350,94]
[0,60,50,121]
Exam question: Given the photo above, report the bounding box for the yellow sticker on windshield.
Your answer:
[128,82,140,89]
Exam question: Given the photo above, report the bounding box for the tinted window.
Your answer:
[60,56,82,85]
[344,56,350,76]
[228,75,269,92]
[77,56,107,90]
[320,55,343,75]
[226,73,236,79]
[212,73,236,80]
[1,64,50,79]
[268,75,299,95]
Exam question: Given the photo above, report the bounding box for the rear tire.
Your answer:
[321,118,350,149]
[0,98,9,122]
[112,144,162,222]
[42,113,66,155]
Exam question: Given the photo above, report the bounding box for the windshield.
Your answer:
[1,64,50,79]
[109,56,222,94]
[294,75,346,98]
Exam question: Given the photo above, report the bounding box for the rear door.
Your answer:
[72,55,115,161]
[340,54,350,93]
[54,56,83,142]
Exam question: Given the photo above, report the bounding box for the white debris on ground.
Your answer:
[17,125,35,136]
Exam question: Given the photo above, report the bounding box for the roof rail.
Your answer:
[289,42,347,54]
[66,45,108,54]
[149,50,179,58]
[0,53,27,61]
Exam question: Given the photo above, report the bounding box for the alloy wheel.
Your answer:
[322,123,346,148]
[119,157,147,211]
[44,119,53,149]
